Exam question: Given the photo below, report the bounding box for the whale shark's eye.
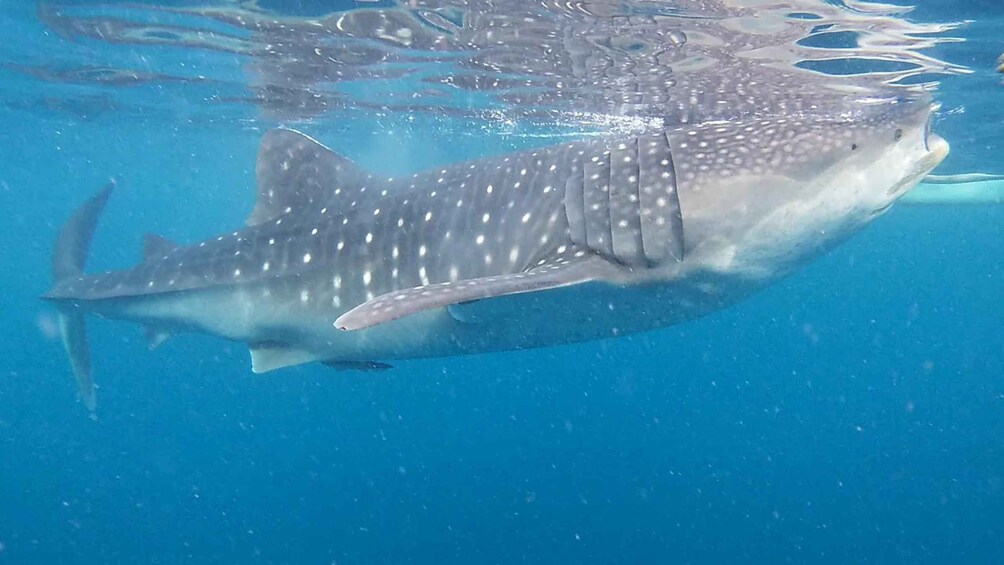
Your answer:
[851,143,858,151]
[894,128,903,141]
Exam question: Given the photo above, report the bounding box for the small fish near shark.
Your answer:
[43,95,949,413]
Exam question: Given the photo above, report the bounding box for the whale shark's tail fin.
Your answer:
[50,182,115,416]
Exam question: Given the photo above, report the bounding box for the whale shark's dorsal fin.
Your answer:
[142,233,178,260]
[248,128,373,226]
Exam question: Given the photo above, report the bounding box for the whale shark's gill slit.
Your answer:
[564,165,587,246]
[583,153,614,258]
[638,133,684,264]
[609,137,646,267]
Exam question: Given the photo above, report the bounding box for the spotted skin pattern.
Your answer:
[42,89,947,412]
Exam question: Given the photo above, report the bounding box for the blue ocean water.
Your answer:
[1,1,1002,563]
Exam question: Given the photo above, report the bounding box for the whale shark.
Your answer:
[44,93,949,412]
[33,0,966,411]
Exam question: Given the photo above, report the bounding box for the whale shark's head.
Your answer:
[819,95,949,216]
[670,92,949,279]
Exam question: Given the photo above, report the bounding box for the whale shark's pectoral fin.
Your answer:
[335,253,618,331]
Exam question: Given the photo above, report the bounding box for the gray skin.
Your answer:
[43,92,948,412]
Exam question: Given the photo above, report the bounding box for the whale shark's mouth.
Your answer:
[871,200,897,217]
[917,132,950,184]
[882,132,950,203]
[924,115,932,151]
